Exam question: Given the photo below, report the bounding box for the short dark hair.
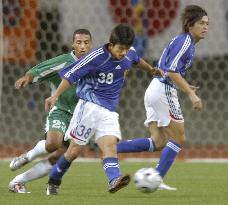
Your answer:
[181,5,208,33]
[72,29,92,41]
[109,23,135,47]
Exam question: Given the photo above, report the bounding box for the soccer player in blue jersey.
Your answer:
[117,5,209,189]
[44,23,161,195]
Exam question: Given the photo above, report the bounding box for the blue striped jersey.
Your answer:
[155,33,195,88]
[59,44,140,111]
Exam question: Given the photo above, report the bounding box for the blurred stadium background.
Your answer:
[0,0,227,158]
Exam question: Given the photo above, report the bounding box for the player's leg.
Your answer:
[116,122,166,153]
[9,108,70,171]
[155,120,185,178]
[96,136,130,193]
[46,100,89,195]
[150,80,184,179]
[47,140,82,195]
[117,81,167,153]
[95,107,130,193]
[8,145,68,193]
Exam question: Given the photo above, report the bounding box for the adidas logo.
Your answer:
[115,65,121,69]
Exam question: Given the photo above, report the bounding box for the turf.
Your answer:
[0,161,227,205]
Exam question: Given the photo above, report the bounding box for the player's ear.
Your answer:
[109,43,114,48]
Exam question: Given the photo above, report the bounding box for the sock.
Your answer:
[103,157,121,184]
[49,155,71,186]
[26,140,49,161]
[156,140,182,178]
[11,159,52,183]
[117,138,155,153]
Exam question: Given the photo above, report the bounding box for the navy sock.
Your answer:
[156,140,181,178]
[103,157,121,184]
[49,155,72,185]
[117,137,155,153]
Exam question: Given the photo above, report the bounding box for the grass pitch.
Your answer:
[0,160,228,205]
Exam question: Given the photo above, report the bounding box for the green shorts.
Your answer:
[45,106,72,135]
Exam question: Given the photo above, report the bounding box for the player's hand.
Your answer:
[189,92,202,111]
[15,75,33,89]
[45,95,58,112]
[152,67,164,76]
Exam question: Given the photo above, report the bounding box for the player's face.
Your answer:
[109,44,131,60]
[189,16,209,42]
[72,34,92,58]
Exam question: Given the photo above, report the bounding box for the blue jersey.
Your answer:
[59,44,140,111]
[156,33,195,88]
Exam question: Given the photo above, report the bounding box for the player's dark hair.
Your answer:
[109,23,135,46]
[72,29,92,41]
[181,5,208,33]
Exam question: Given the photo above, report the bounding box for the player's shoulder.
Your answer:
[172,33,193,45]
[50,52,73,62]
[83,45,106,60]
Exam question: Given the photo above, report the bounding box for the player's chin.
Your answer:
[117,55,124,60]
[200,33,207,39]
[80,51,86,55]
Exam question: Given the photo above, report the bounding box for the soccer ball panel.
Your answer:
[134,168,162,193]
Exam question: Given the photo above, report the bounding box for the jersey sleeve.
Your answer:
[26,54,72,83]
[59,48,104,84]
[162,35,191,72]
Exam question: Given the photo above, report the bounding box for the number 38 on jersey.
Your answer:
[98,72,114,84]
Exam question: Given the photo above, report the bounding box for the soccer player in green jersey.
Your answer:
[8,29,92,193]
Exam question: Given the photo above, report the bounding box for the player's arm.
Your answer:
[15,74,33,89]
[45,50,100,111]
[137,58,162,76]
[45,79,71,111]
[167,73,202,111]
[15,54,69,89]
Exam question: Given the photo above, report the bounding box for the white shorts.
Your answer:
[64,99,122,145]
[144,78,184,127]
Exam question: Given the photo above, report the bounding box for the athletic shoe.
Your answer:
[9,154,29,171]
[46,183,59,195]
[8,182,31,194]
[108,174,131,193]
[158,181,177,191]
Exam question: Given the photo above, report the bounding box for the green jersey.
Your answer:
[27,51,78,114]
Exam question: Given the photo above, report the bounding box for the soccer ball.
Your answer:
[133,168,162,193]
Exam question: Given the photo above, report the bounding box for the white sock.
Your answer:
[11,159,52,184]
[26,140,49,161]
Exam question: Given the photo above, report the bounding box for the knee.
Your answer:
[45,140,60,153]
[98,139,117,158]
[151,136,166,151]
[48,147,66,165]
[64,143,82,162]
[178,134,186,146]
[45,133,63,152]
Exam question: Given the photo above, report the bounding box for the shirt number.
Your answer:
[98,73,113,84]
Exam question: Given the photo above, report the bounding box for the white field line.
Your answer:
[2,158,228,163]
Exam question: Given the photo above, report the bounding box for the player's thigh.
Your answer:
[64,139,84,161]
[161,120,185,145]
[95,108,121,142]
[145,78,184,127]
[148,122,166,150]
[48,146,68,165]
[96,135,118,157]
[45,107,72,147]
[64,100,97,145]
[144,79,170,127]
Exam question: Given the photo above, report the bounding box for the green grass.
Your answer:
[0,161,228,205]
